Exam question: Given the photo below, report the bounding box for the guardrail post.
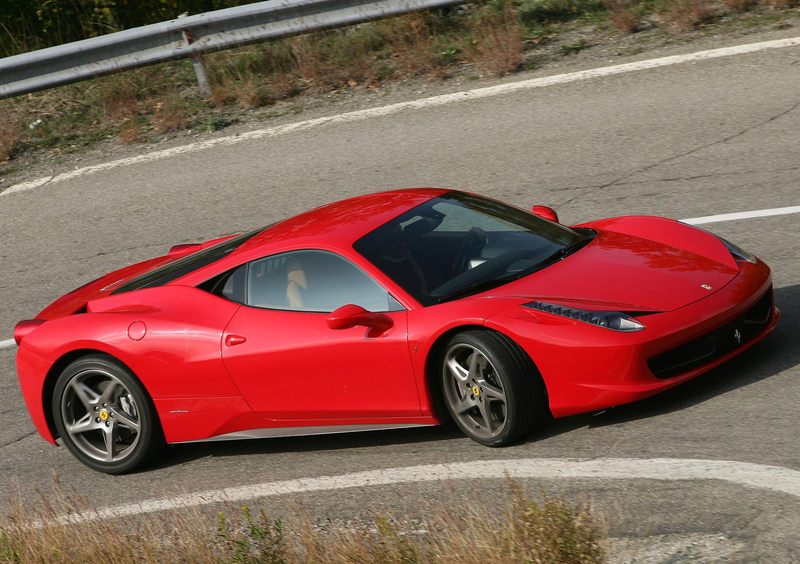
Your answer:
[179,14,211,97]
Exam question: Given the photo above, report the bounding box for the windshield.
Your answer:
[354,192,590,306]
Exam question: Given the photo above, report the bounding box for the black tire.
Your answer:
[440,330,544,446]
[51,355,164,474]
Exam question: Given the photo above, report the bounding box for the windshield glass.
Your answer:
[354,192,588,306]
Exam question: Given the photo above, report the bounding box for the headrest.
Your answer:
[287,262,307,289]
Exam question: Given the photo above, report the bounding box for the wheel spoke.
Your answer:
[453,396,475,415]
[447,357,469,382]
[69,380,99,410]
[102,425,117,461]
[476,398,496,434]
[99,380,121,406]
[110,407,140,432]
[67,413,96,435]
[467,351,481,380]
[478,379,505,402]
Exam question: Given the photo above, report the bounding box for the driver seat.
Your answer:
[286,259,307,309]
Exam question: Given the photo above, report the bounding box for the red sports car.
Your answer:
[15,189,779,473]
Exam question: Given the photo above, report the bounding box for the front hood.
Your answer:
[491,227,740,312]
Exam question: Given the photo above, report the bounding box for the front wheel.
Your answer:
[441,331,544,446]
[52,355,163,474]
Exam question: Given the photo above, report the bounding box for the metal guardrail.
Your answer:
[0,0,468,100]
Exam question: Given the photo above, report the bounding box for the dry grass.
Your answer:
[0,104,23,161]
[291,27,383,91]
[604,0,643,31]
[658,0,716,29]
[756,0,798,7]
[721,0,753,11]
[291,35,348,91]
[102,86,141,124]
[207,42,301,107]
[383,15,447,78]
[154,96,190,133]
[0,481,605,564]
[468,1,524,77]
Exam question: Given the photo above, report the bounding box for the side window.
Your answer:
[247,250,401,313]
[198,264,247,303]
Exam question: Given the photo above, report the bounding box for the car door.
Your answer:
[220,249,421,421]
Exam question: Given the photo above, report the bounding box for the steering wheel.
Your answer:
[432,248,538,298]
[451,230,484,274]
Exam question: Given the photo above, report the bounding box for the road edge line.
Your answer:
[36,457,800,527]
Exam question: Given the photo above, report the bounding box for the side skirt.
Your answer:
[177,423,436,443]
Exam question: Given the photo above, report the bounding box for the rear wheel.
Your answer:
[441,331,543,446]
[52,355,163,474]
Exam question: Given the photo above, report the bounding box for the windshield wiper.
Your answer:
[435,277,512,303]
[434,234,595,304]
[531,236,593,271]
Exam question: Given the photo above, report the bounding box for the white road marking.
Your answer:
[681,205,800,225]
[0,339,15,351]
[39,457,800,526]
[2,35,799,198]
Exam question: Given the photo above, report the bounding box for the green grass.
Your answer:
[561,38,591,54]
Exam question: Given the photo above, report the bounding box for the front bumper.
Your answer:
[486,259,778,418]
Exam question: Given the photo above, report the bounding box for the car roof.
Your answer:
[233,188,448,256]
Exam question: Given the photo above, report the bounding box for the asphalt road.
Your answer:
[1,29,799,562]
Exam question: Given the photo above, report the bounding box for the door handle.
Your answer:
[225,334,247,347]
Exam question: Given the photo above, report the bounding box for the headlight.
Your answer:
[678,222,757,264]
[522,301,645,332]
[719,237,757,264]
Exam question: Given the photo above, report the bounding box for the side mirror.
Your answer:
[326,304,393,332]
[531,206,559,223]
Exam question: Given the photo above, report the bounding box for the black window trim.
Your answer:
[112,228,262,296]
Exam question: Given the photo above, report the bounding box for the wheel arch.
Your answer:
[424,325,550,420]
[42,349,157,441]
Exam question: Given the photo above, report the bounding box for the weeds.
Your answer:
[757,0,799,8]
[562,38,591,54]
[508,481,605,563]
[291,35,348,91]
[657,0,715,29]
[468,0,525,76]
[154,96,190,133]
[603,0,643,31]
[721,0,753,11]
[383,15,447,78]
[0,104,23,161]
[218,507,288,564]
[0,481,605,564]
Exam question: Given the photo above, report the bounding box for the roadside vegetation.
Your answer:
[0,0,798,174]
[0,481,605,563]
